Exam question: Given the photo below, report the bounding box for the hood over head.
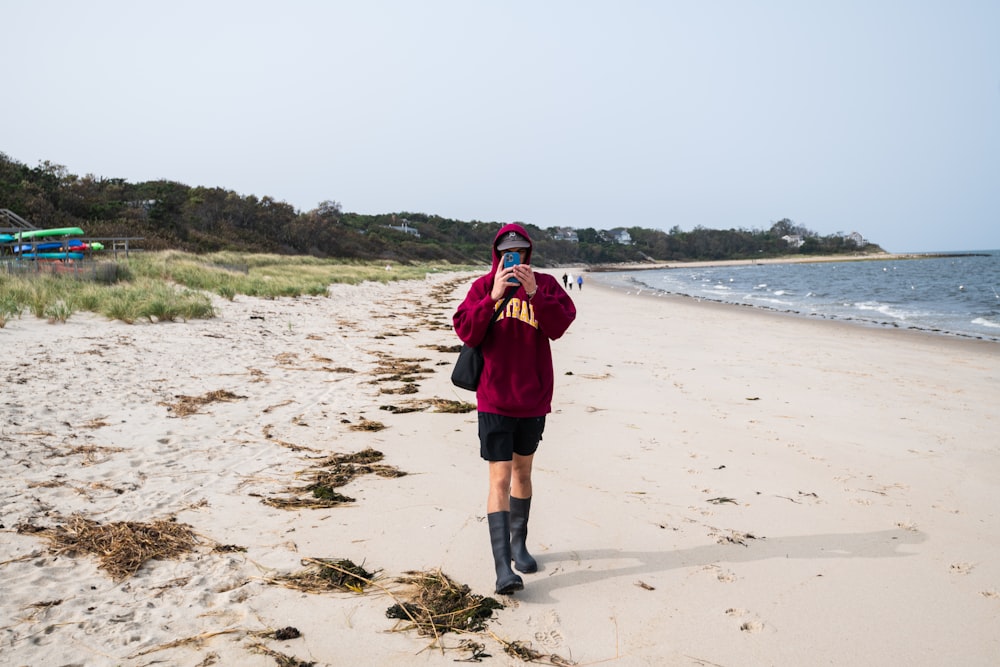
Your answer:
[491,223,533,271]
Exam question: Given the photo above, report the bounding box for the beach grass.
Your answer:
[0,251,474,325]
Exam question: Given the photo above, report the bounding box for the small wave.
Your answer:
[971,317,1000,329]
[747,295,795,307]
[855,301,910,320]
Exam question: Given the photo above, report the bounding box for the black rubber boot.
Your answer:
[488,511,523,594]
[510,496,538,573]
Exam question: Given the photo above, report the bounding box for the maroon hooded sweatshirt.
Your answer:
[453,223,577,417]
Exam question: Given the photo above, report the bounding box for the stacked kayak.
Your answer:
[10,226,85,239]
[2,227,104,260]
[18,252,86,260]
[13,240,104,253]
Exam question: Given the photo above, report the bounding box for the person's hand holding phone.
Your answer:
[492,251,536,300]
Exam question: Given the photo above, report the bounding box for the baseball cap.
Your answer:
[497,231,529,250]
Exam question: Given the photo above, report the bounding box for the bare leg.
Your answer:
[511,453,534,499]
[487,461,513,513]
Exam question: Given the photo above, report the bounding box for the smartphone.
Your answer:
[502,251,521,284]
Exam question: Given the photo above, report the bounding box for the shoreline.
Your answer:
[586,251,990,272]
[579,253,1000,345]
[2,272,998,665]
[585,278,1000,346]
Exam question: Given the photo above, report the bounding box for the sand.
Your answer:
[1,269,998,666]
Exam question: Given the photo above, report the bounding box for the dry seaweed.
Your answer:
[379,384,420,395]
[379,404,424,414]
[386,570,503,636]
[128,629,241,659]
[160,389,246,417]
[349,418,386,431]
[324,448,385,465]
[380,398,476,414]
[262,487,354,509]
[424,398,475,413]
[262,448,405,509]
[247,643,315,667]
[420,344,463,353]
[271,557,381,594]
[36,514,198,580]
[60,443,126,464]
[485,631,579,666]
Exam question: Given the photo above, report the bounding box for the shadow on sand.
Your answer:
[521,528,926,602]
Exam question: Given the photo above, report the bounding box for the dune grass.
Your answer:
[0,252,473,325]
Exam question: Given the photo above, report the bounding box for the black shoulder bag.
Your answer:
[451,294,514,391]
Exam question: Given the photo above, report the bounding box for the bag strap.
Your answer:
[485,292,515,332]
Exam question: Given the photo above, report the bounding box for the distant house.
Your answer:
[385,219,421,238]
[610,228,632,245]
[782,234,805,248]
[552,227,578,243]
[846,231,865,246]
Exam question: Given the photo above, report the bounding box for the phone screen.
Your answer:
[503,251,521,284]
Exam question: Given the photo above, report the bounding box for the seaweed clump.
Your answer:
[271,557,380,594]
[29,514,198,580]
[262,448,406,509]
[386,569,503,636]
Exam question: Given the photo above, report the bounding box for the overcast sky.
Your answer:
[3,1,998,252]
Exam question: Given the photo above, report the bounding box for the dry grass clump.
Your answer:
[159,389,245,417]
[262,448,406,509]
[385,570,503,637]
[31,514,198,580]
[270,557,381,595]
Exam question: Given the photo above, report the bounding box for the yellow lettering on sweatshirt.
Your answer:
[495,297,537,329]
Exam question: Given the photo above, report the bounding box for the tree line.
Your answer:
[1,154,884,266]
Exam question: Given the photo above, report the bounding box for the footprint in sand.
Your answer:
[716,569,737,583]
[726,608,765,633]
[949,562,975,575]
[531,610,565,649]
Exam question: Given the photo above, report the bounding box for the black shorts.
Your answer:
[478,412,546,461]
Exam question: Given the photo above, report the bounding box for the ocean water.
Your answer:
[589,251,1000,342]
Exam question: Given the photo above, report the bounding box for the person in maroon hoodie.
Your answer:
[453,223,577,594]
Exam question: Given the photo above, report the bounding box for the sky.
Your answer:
[2,1,998,253]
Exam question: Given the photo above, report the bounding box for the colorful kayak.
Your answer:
[13,240,104,253]
[0,234,14,242]
[14,240,82,252]
[17,252,85,260]
[11,227,85,239]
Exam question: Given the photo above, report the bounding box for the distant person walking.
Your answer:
[576,275,583,290]
[453,224,577,595]
[567,273,574,290]
[562,272,568,289]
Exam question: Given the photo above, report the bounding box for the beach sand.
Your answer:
[2,270,998,666]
